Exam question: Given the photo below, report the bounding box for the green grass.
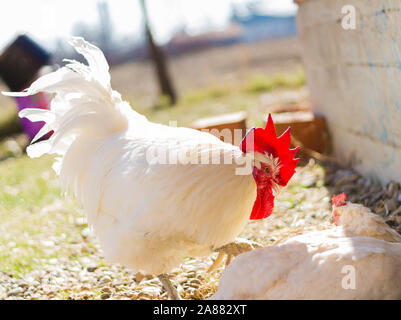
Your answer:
[0,155,88,275]
[245,70,306,93]
[131,70,306,128]
[0,68,306,277]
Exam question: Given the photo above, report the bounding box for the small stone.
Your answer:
[69,266,81,273]
[75,217,87,226]
[191,289,204,300]
[384,198,398,213]
[100,293,110,300]
[186,270,196,276]
[46,290,57,297]
[7,287,23,296]
[78,291,91,299]
[356,177,365,186]
[135,272,145,283]
[87,264,98,272]
[190,278,202,285]
[177,277,188,284]
[99,276,111,284]
[140,286,160,298]
[121,290,135,298]
[370,191,385,206]
[392,206,401,216]
[300,175,316,188]
[41,240,55,247]
[375,202,386,216]
[53,277,65,284]
[18,282,29,289]
[101,286,112,294]
[81,228,91,238]
[386,181,399,198]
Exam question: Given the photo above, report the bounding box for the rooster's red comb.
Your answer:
[240,114,299,186]
[332,193,347,207]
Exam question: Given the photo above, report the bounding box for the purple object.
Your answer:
[0,34,52,140]
[15,92,50,140]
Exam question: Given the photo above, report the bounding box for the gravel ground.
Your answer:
[1,159,400,300]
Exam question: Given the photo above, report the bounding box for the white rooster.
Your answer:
[3,38,299,299]
[211,193,401,299]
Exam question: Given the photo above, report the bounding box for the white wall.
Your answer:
[297,0,401,183]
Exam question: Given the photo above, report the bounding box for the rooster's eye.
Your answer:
[264,166,270,174]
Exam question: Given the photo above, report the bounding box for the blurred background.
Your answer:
[0,0,306,158]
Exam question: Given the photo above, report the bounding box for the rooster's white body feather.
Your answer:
[6,38,257,275]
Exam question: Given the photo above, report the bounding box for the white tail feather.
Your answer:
[2,37,137,162]
[1,37,147,204]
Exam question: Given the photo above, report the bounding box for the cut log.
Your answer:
[192,111,248,145]
[270,111,328,155]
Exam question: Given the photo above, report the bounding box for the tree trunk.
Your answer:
[139,0,177,105]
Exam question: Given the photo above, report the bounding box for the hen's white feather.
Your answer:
[211,202,401,299]
[5,37,257,274]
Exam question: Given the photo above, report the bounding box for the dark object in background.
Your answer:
[0,34,51,91]
[140,0,177,105]
[0,34,52,140]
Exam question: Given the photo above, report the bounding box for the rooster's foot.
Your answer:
[208,238,262,272]
[158,273,182,300]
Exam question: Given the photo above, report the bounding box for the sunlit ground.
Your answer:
[0,154,334,299]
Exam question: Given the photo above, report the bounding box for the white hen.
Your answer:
[211,193,401,299]
[3,38,299,299]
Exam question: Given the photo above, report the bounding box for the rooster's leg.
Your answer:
[207,252,225,273]
[158,273,182,300]
[209,238,262,271]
